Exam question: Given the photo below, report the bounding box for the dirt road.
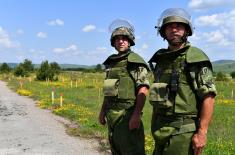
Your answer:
[0,81,102,155]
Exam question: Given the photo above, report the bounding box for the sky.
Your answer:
[0,0,235,65]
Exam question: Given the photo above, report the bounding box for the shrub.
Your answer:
[36,60,61,81]
[0,63,11,74]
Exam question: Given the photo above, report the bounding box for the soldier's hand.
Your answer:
[192,131,207,155]
[99,111,106,125]
[129,112,141,130]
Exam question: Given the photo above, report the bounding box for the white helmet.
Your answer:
[157,8,194,38]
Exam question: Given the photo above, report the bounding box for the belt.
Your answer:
[157,115,197,128]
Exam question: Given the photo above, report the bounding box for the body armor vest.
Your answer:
[103,51,136,110]
[149,46,204,117]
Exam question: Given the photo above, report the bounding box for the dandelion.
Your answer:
[17,89,32,96]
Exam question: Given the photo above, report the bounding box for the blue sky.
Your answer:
[0,0,235,65]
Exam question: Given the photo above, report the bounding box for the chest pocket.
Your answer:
[103,79,119,96]
[103,77,135,100]
[103,58,136,100]
[149,83,173,111]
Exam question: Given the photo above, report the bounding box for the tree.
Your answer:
[36,60,50,80]
[13,59,34,77]
[36,60,61,81]
[230,71,235,79]
[22,59,34,72]
[14,65,26,77]
[50,62,61,74]
[0,63,11,74]
[95,64,102,72]
[216,72,228,81]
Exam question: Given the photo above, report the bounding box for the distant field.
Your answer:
[1,72,235,155]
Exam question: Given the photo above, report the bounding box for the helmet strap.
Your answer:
[165,31,188,47]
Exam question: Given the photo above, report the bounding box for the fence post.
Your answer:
[60,93,63,107]
[52,87,55,105]
[231,89,234,99]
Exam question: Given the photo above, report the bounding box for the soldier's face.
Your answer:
[114,35,130,53]
[164,22,186,45]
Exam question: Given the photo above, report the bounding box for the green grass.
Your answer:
[1,73,235,155]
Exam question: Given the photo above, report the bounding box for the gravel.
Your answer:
[0,81,103,155]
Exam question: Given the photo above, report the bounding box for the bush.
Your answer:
[0,63,11,74]
[230,71,235,79]
[14,59,34,77]
[216,72,228,81]
[36,60,61,81]
[14,65,28,77]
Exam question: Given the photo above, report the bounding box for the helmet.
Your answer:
[109,19,135,47]
[157,8,194,38]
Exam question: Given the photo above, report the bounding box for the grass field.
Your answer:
[1,72,235,155]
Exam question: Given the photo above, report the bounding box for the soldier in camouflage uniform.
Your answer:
[99,19,150,155]
[148,8,217,155]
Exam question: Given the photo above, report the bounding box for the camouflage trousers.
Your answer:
[108,108,146,155]
[152,131,194,155]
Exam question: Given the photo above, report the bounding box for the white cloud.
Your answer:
[0,27,20,48]
[204,31,225,43]
[82,25,96,32]
[96,47,108,52]
[136,35,141,40]
[195,10,235,27]
[195,14,221,26]
[132,43,150,61]
[53,44,78,54]
[47,19,64,26]
[192,30,232,47]
[53,48,65,54]
[142,43,149,49]
[17,29,24,35]
[188,0,235,9]
[37,32,47,38]
[193,9,235,49]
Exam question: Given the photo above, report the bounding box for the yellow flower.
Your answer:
[17,89,32,96]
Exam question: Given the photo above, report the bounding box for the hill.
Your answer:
[212,60,235,73]
[0,63,95,69]
[1,60,235,73]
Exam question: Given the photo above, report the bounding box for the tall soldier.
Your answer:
[148,8,217,155]
[99,19,150,155]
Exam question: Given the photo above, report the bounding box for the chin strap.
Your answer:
[166,31,189,47]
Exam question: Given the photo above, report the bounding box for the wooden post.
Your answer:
[52,88,55,105]
[98,88,101,101]
[60,93,63,107]
[19,80,23,89]
[232,89,234,99]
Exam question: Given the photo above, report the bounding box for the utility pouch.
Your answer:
[172,123,196,135]
[153,126,176,146]
[106,109,126,128]
[103,79,119,96]
[149,83,173,109]
[118,77,135,100]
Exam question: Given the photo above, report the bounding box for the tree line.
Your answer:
[0,59,103,81]
[1,59,234,81]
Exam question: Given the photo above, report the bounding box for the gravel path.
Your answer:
[0,81,103,155]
